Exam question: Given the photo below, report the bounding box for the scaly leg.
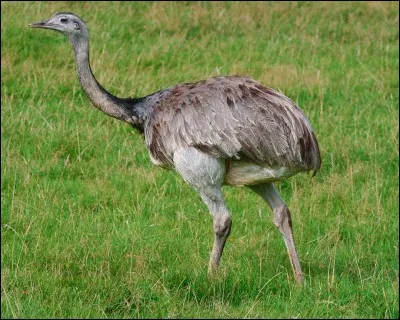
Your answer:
[249,183,303,283]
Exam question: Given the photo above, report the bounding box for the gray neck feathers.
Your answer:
[70,34,136,124]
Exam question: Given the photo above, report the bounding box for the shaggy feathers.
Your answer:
[144,76,321,172]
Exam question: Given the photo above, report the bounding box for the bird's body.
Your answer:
[141,76,320,172]
[30,12,321,283]
[127,75,320,186]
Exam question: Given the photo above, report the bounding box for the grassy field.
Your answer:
[1,1,399,318]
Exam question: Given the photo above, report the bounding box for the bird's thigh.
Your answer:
[173,147,228,214]
[173,147,225,194]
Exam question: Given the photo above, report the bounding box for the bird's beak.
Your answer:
[29,19,54,30]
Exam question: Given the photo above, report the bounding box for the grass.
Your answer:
[1,1,399,318]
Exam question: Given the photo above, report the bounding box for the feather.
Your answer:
[144,76,321,171]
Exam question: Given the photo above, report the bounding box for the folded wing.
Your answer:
[145,76,321,171]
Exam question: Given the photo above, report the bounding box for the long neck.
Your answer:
[71,37,133,122]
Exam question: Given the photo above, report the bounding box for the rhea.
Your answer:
[30,12,321,283]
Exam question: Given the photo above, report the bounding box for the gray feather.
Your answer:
[143,76,321,171]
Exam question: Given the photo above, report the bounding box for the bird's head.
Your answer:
[29,12,88,42]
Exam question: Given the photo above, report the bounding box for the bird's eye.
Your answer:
[60,18,68,23]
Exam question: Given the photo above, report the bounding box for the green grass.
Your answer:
[1,1,398,318]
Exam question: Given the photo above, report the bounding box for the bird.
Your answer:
[29,12,321,283]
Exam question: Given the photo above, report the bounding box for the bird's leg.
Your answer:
[249,183,303,283]
[173,147,231,277]
[206,198,232,276]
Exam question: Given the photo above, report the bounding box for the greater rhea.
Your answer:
[30,12,321,283]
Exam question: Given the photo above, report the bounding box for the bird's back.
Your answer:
[144,76,321,173]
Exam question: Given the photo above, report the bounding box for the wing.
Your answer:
[144,76,321,171]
